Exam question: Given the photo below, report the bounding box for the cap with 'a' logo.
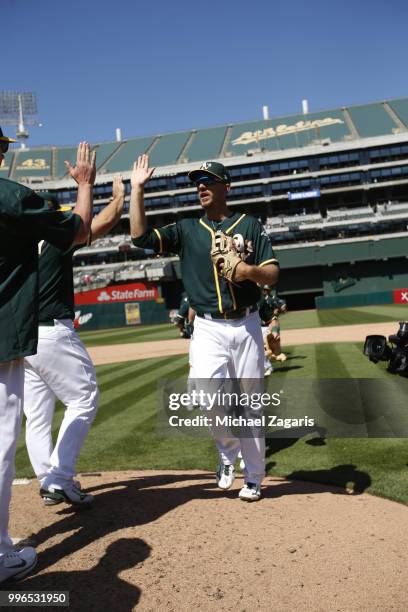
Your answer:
[188,161,231,184]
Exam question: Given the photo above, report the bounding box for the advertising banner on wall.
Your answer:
[125,303,141,325]
[75,282,159,305]
[393,289,408,304]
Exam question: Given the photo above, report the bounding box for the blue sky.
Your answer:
[2,0,407,147]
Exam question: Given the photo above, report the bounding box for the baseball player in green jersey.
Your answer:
[175,295,195,338]
[0,135,93,583]
[259,286,276,375]
[260,287,287,371]
[130,155,279,501]
[23,176,125,507]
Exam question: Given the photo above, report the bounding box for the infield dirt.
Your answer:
[10,471,408,611]
[8,322,408,611]
[87,321,400,365]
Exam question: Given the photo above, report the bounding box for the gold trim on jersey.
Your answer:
[225,213,246,234]
[259,258,279,267]
[223,214,246,308]
[153,228,163,253]
[199,218,223,313]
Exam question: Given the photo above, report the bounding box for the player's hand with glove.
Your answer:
[210,231,244,283]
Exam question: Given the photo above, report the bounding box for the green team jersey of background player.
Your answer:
[130,155,279,502]
[23,176,125,509]
[0,137,94,584]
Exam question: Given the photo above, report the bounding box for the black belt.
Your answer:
[196,305,258,321]
[38,320,55,326]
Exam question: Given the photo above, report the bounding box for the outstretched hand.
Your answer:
[65,142,96,185]
[131,154,155,187]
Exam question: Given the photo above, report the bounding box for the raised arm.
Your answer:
[90,175,125,242]
[129,154,155,239]
[65,142,96,244]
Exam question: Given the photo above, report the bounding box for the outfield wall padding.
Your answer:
[75,301,169,330]
[316,291,393,309]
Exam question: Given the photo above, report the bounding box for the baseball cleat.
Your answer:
[40,481,94,507]
[264,366,273,376]
[237,451,245,471]
[238,482,261,502]
[216,463,235,489]
[0,547,37,584]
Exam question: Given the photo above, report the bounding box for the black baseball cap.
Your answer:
[36,191,60,210]
[188,161,231,184]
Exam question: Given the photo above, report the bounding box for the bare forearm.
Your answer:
[235,262,279,285]
[91,194,124,241]
[73,183,93,244]
[130,185,147,238]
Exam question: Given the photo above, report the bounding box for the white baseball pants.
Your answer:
[24,320,99,489]
[190,311,265,486]
[0,359,24,556]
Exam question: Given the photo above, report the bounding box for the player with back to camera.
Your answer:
[23,174,126,507]
[0,133,93,584]
[130,155,279,501]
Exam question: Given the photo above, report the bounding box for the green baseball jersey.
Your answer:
[178,296,190,319]
[133,212,278,314]
[37,243,77,322]
[0,178,80,361]
[258,294,276,325]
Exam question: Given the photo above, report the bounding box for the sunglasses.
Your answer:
[0,140,9,154]
[194,177,225,187]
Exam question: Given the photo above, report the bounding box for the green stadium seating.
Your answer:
[4,98,408,178]
[0,152,13,178]
[55,146,80,178]
[148,131,191,167]
[225,109,350,157]
[93,141,122,172]
[348,103,397,138]
[185,126,227,162]
[387,98,408,129]
[13,149,53,179]
[103,137,156,174]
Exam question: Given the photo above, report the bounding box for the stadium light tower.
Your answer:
[0,91,40,149]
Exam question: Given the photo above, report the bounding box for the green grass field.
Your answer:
[16,305,408,505]
[78,303,408,346]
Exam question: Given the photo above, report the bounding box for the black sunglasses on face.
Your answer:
[0,141,9,154]
[194,177,224,187]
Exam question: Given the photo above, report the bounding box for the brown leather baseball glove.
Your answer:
[264,331,287,362]
[210,231,242,282]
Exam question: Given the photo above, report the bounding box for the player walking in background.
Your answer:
[261,289,287,368]
[23,175,125,508]
[130,155,279,501]
[174,295,195,339]
[0,135,93,584]
[259,286,287,375]
[259,285,276,376]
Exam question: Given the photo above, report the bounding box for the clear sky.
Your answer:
[2,0,407,147]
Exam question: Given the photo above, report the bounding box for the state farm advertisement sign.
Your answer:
[75,282,159,305]
[393,289,408,304]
